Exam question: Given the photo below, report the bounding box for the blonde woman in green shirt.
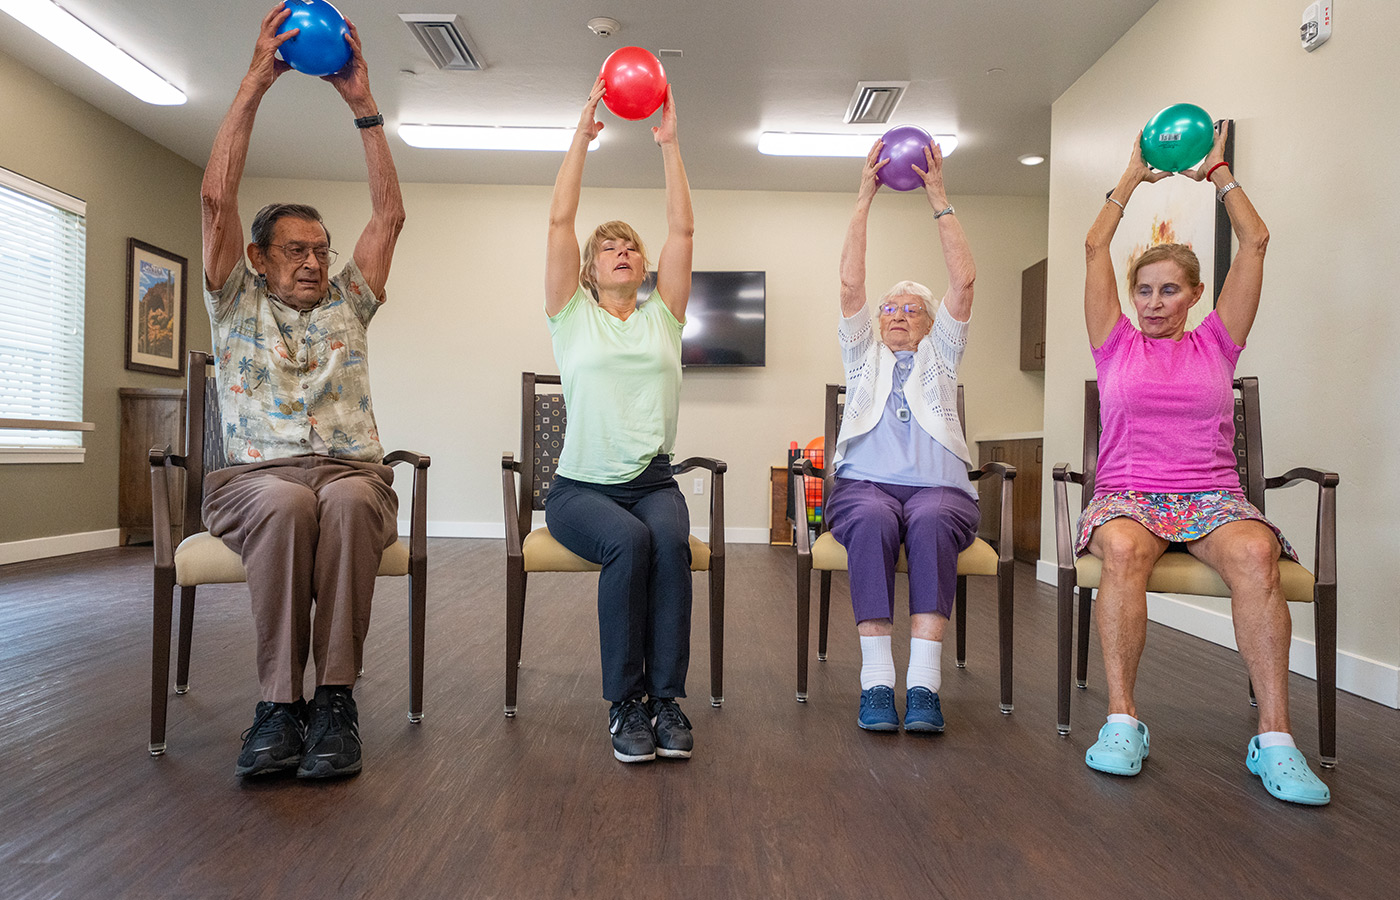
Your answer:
[543,77,696,764]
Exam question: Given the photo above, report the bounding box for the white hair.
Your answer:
[876,280,936,320]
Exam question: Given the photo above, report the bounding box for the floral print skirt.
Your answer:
[1075,490,1298,561]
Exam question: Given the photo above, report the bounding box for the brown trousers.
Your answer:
[202,456,399,703]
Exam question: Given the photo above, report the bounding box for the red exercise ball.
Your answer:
[599,47,667,120]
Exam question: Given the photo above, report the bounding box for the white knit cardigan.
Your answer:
[833,303,972,468]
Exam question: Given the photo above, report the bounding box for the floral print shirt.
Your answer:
[205,258,384,464]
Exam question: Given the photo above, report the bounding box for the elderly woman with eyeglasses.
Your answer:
[825,138,978,734]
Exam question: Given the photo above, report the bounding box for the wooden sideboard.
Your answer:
[118,387,185,545]
[976,435,1042,563]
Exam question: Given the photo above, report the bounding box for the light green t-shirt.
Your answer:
[547,285,684,484]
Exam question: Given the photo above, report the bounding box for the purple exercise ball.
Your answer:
[876,125,935,192]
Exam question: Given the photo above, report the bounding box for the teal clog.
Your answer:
[1085,720,1150,776]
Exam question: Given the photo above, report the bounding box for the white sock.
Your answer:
[1256,731,1296,750]
[906,638,942,692]
[859,635,895,690]
[1107,713,1140,728]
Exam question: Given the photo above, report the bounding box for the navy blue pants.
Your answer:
[545,455,692,702]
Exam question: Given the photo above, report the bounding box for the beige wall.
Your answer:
[0,49,207,544]
[235,177,1048,540]
[1042,0,1400,672]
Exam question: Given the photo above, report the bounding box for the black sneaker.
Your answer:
[296,685,362,779]
[647,698,693,759]
[608,698,656,763]
[235,699,306,777]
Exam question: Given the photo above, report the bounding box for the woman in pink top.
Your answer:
[1077,123,1329,805]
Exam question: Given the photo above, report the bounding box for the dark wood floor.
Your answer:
[1,540,1397,899]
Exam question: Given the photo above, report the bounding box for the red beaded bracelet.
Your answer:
[1206,160,1230,180]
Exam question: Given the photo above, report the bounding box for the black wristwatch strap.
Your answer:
[354,114,385,129]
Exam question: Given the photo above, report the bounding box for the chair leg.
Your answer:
[996,561,1014,714]
[150,568,176,756]
[1075,585,1093,689]
[708,560,725,708]
[407,557,427,724]
[954,575,968,669]
[1315,584,1337,767]
[796,557,812,702]
[817,570,832,661]
[504,558,525,717]
[174,585,197,694]
[1056,570,1076,735]
[1247,678,1257,708]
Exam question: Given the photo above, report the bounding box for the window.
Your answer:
[0,166,88,462]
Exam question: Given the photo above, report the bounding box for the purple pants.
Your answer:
[826,477,980,623]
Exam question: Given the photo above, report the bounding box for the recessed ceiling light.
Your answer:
[1018,154,1045,166]
[398,124,599,152]
[0,0,185,104]
[758,132,958,158]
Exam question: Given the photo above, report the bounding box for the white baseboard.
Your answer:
[0,529,121,566]
[1033,559,1400,710]
[405,520,774,545]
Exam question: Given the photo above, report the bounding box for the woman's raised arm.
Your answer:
[1188,121,1268,345]
[652,86,694,322]
[545,78,606,316]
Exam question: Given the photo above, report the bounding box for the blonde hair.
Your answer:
[580,221,650,300]
[1127,243,1201,292]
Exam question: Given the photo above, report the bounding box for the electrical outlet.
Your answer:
[1300,2,1332,52]
[693,477,705,495]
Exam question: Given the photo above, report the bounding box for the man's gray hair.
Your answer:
[249,203,329,250]
[877,280,936,320]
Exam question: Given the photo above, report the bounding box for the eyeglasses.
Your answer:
[879,302,926,316]
[269,243,337,265]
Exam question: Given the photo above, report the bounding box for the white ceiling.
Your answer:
[0,0,1157,195]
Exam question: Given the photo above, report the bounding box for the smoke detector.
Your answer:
[844,81,909,125]
[587,17,621,37]
[399,14,484,71]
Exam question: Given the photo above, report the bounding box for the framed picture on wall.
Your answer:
[124,238,188,376]
[1112,119,1235,327]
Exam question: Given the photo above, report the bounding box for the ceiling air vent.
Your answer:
[399,14,484,71]
[843,81,909,125]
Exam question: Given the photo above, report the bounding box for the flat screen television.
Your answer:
[637,270,766,367]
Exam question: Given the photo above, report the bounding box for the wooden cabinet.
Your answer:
[1020,258,1047,371]
[770,465,794,545]
[977,436,1042,563]
[119,388,186,545]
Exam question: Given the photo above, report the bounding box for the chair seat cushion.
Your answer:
[174,531,410,587]
[810,531,999,576]
[522,527,711,573]
[1074,551,1315,602]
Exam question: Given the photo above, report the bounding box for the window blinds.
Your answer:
[0,167,87,449]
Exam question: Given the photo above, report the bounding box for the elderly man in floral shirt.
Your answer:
[200,4,405,781]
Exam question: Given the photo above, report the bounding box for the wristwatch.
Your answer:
[354,113,385,129]
[933,204,955,219]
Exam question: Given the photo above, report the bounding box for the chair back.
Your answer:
[1080,376,1265,512]
[514,373,566,538]
[817,383,967,530]
[178,350,236,538]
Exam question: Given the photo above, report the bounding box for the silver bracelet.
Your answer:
[933,204,955,219]
[1216,180,1240,202]
[1105,196,1126,213]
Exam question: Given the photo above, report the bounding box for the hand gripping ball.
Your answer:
[599,47,668,120]
[876,125,935,192]
[276,0,352,77]
[1140,103,1215,172]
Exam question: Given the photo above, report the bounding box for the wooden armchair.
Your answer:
[1052,377,1339,765]
[792,383,1017,711]
[501,372,726,716]
[147,350,429,756]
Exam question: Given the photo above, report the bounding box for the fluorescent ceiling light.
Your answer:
[398,124,599,152]
[758,132,958,158]
[1018,154,1045,166]
[0,0,185,105]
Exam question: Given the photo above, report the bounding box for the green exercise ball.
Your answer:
[1140,103,1214,172]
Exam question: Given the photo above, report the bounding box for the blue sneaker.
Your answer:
[858,685,899,731]
[1246,737,1330,806]
[904,687,944,733]
[1085,719,1150,776]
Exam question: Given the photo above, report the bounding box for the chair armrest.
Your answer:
[384,449,430,562]
[148,445,185,569]
[501,452,524,555]
[791,459,823,479]
[968,462,1016,564]
[1052,463,1080,572]
[790,459,819,555]
[672,456,726,556]
[1265,466,1339,586]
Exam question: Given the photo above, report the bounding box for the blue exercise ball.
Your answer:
[277,0,352,77]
